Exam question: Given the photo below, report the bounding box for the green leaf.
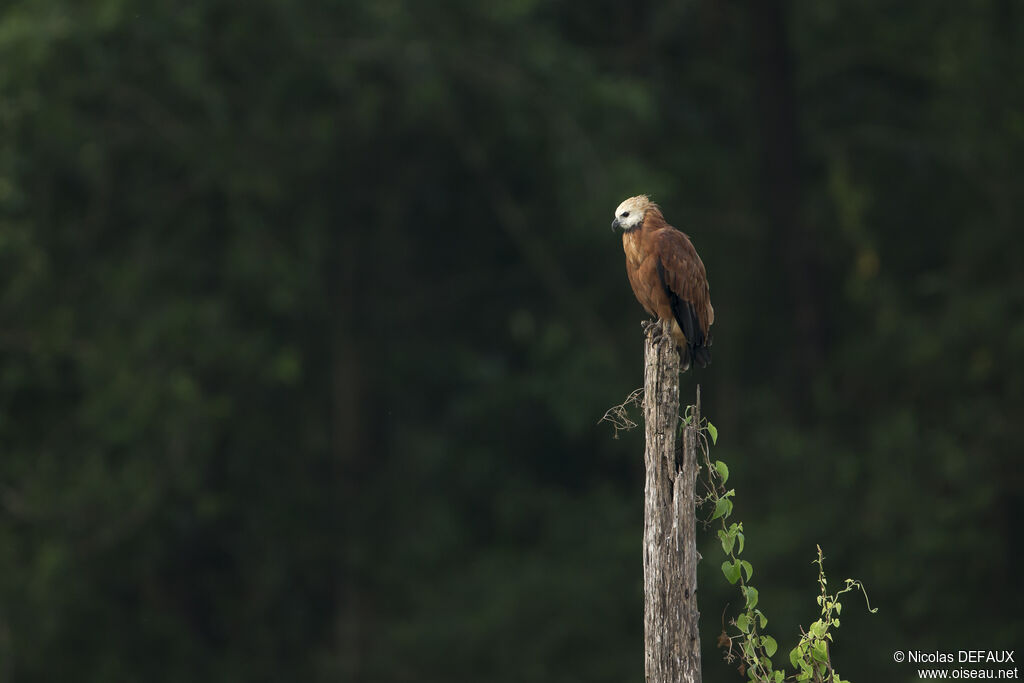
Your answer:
[736,531,745,555]
[743,586,759,609]
[774,671,784,683]
[736,613,750,633]
[762,635,778,657]
[711,497,733,520]
[789,646,802,669]
[722,560,741,584]
[754,609,767,629]
[719,529,736,555]
[832,618,840,627]
[835,602,842,615]
[741,560,753,581]
[707,421,718,445]
[809,620,826,638]
[812,641,828,663]
[714,460,729,484]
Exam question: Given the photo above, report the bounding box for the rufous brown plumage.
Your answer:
[611,195,714,370]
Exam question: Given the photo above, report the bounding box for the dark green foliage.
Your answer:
[0,1,1021,682]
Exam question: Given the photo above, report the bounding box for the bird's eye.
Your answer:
[620,211,630,218]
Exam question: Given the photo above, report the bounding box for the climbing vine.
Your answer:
[687,410,878,683]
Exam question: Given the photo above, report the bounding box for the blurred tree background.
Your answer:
[1,0,1021,681]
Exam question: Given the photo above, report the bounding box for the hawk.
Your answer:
[611,195,714,370]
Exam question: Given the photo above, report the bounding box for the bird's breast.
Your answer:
[622,231,645,266]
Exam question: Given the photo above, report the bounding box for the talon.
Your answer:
[643,319,664,342]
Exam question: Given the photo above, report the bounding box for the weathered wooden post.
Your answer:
[642,320,701,683]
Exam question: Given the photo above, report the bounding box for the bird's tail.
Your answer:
[691,344,711,368]
[680,342,711,371]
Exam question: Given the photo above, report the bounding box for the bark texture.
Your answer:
[643,321,701,683]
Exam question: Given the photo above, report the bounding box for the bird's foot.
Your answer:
[642,318,663,341]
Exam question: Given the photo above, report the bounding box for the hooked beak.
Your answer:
[610,218,621,232]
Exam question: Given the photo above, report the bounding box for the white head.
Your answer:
[611,195,653,232]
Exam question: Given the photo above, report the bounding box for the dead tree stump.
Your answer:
[643,320,702,683]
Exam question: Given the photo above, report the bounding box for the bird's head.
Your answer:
[611,195,653,233]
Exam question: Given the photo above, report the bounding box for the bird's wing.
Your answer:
[653,228,713,351]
